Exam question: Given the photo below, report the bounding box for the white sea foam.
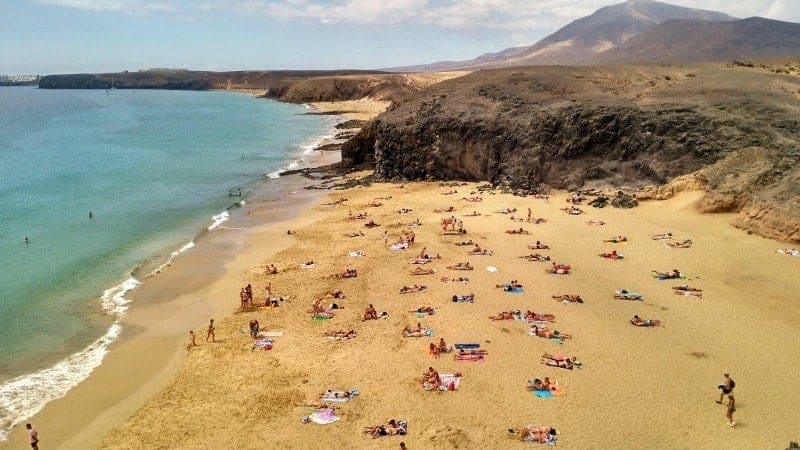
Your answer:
[148,241,196,277]
[0,277,139,442]
[207,211,230,230]
[265,122,341,179]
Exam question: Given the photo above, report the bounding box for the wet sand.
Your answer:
[99,182,800,449]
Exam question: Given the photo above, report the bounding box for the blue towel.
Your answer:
[454,343,480,350]
[534,390,554,398]
[505,287,524,294]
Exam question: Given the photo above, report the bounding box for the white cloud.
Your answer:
[36,0,800,27]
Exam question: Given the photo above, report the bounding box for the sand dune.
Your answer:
[102,181,800,449]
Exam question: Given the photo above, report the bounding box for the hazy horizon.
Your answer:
[1,0,798,74]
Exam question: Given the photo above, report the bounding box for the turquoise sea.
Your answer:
[0,87,332,438]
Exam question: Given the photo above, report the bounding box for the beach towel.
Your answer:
[415,311,434,317]
[423,374,461,391]
[777,248,800,256]
[391,243,409,250]
[251,338,273,351]
[304,408,340,425]
[348,251,366,258]
[321,389,359,403]
[550,337,563,345]
[534,389,554,398]
[300,262,315,269]
[454,343,480,350]
[312,315,331,321]
[486,266,499,272]
[504,286,524,294]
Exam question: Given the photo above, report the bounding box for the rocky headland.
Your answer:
[342,63,800,242]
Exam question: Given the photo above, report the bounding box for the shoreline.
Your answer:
[2,98,360,448]
[99,182,799,449]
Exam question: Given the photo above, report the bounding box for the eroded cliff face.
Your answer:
[342,64,800,242]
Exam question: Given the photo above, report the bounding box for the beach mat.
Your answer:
[454,343,480,350]
[307,409,340,425]
[534,390,554,398]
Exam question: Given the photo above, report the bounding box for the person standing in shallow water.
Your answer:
[206,319,215,342]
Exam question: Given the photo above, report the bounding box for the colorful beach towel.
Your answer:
[303,408,340,425]
[424,374,462,391]
[251,338,273,351]
[390,242,409,250]
[534,389,554,398]
[504,286,524,294]
[454,343,480,350]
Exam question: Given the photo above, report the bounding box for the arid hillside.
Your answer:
[343,63,800,242]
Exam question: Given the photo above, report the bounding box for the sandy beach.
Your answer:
[92,180,800,449]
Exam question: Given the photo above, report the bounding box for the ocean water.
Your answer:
[0,87,333,438]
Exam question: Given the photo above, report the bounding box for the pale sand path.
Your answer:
[308,98,391,121]
[100,182,800,449]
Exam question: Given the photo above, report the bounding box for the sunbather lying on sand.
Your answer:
[528,241,549,250]
[452,294,475,303]
[529,217,547,224]
[552,294,584,303]
[297,400,338,409]
[529,325,571,339]
[520,253,550,262]
[525,311,556,322]
[604,235,627,243]
[403,323,432,337]
[347,211,367,220]
[496,280,523,291]
[399,285,427,294]
[457,348,487,356]
[667,238,693,248]
[777,248,800,256]
[410,258,431,265]
[652,269,682,279]
[490,311,518,320]
[547,263,571,275]
[454,240,476,246]
[412,306,436,315]
[364,419,407,438]
[333,268,358,279]
[650,232,673,240]
[463,196,482,202]
[368,201,383,207]
[599,250,623,259]
[586,220,606,226]
[506,228,530,235]
[455,353,486,362]
[406,218,422,227]
[308,298,343,314]
[447,262,474,270]
[614,289,642,301]
[630,315,661,327]
[322,388,359,400]
[442,189,458,195]
[561,206,584,215]
[433,206,455,213]
[324,329,357,340]
[396,207,412,214]
[364,220,380,228]
[464,211,481,217]
[410,267,436,275]
[495,208,517,214]
[441,276,469,283]
[541,353,581,370]
[345,231,365,237]
[509,425,558,444]
[673,285,702,292]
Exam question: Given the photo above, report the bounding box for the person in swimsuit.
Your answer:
[726,394,736,427]
[717,373,735,404]
[26,423,38,450]
[187,330,196,349]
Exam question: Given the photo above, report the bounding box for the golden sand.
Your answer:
[98,181,800,449]
[308,98,391,121]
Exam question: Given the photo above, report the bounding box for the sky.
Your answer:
[0,0,797,74]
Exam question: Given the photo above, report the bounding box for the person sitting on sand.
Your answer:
[553,294,584,303]
[428,342,441,357]
[364,219,380,228]
[410,267,436,275]
[266,263,278,275]
[630,315,662,327]
[526,378,555,392]
[547,263,571,274]
[541,353,581,370]
[438,338,452,353]
[422,367,442,390]
[600,250,623,259]
[604,235,627,243]
[363,304,378,321]
[337,268,358,279]
[400,285,427,294]
[653,269,682,280]
[455,240,475,246]
[528,241,549,250]
[529,325,572,339]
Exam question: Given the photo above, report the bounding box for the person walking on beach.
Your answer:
[206,319,215,343]
[726,394,736,427]
[383,230,389,247]
[717,373,735,404]
[187,330,196,349]
[26,423,39,449]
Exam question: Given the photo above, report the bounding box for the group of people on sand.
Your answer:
[362,304,387,321]
[239,284,254,309]
[428,338,453,356]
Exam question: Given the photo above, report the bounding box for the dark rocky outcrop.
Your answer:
[344,64,800,242]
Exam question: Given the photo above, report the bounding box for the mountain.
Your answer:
[392,0,737,71]
[598,17,800,63]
